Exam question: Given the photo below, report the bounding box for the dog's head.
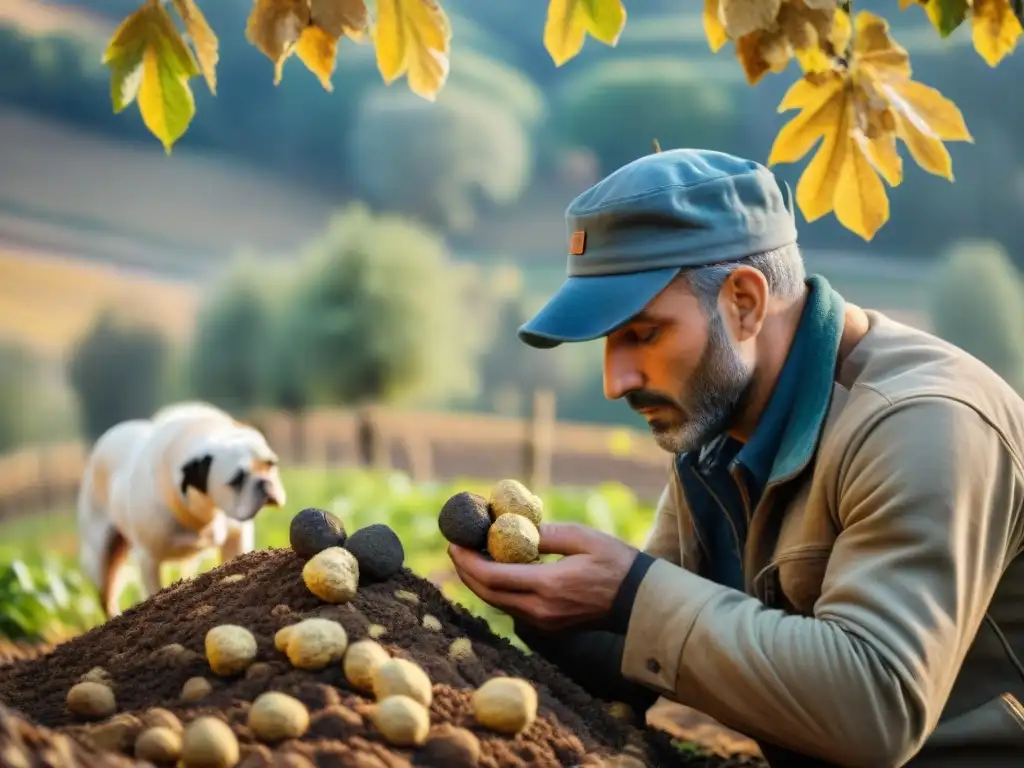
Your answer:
[179,426,286,522]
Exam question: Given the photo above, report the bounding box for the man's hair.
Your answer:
[679,243,806,314]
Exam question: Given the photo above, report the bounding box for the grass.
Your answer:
[0,247,199,357]
[0,466,657,645]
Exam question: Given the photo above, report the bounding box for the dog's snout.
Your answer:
[256,477,270,496]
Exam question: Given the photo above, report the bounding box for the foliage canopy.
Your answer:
[101,0,1021,239]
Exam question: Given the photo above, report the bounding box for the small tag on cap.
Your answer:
[569,230,586,255]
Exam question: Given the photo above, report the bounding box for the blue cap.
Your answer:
[518,148,797,348]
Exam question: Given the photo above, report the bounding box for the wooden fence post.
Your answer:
[357,407,390,471]
[525,389,556,491]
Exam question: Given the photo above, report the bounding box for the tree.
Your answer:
[187,256,276,415]
[0,343,78,453]
[67,307,171,443]
[97,0,1021,241]
[278,204,486,408]
[930,240,1024,390]
[349,86,532,234]
[553,57,743,175]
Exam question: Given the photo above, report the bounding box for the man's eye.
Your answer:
[636,327,659,344]
[228,470,247,491]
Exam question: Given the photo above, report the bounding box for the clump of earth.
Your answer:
[0,508,766,767]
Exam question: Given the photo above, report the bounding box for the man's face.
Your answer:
[603,273,757,454]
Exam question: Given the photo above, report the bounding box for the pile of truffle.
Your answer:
[59,508,542,767]
[438,479,544,564]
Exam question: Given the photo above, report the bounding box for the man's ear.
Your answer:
[180,454,213,496]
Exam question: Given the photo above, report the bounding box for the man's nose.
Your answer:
[603,351,643,401]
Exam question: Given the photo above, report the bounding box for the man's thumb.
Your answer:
[537,522,598,556]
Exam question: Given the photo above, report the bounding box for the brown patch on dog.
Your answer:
[100,528,130,619]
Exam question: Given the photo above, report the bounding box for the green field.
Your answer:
[0,467,656,647]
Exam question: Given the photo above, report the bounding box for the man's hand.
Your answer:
[447,522,639,631]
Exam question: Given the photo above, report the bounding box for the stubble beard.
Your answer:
[649,312,754,455]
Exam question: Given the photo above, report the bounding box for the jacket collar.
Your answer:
[757,273,846,489]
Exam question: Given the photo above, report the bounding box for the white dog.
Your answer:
[77,401,286,618]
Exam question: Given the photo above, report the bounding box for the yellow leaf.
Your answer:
[296,24,339,91]
[543,0,627,67]
[245,0,311,85]
[768,75,846,164]
[834,114,890,240]
[881,79,973,141]
[374,0,451,100]
[898,0,920,8]
[829,7,851,54]
[309,0,368,38]
[171,0,218,94]
[971,0,1023,66]
[703,0,729,52]
[794,84,852,222]
[794,45,831,73]
[103,0,199,153]
[857,129,903,187]
[777,70,843,111]
[853,11,912,76]
[892,109,955,179]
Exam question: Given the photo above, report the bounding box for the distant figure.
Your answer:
[448,148,1024,766]
[77,401,286,618]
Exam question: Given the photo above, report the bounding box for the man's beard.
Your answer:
[626,311,754,455]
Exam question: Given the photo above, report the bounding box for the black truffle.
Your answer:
[344,523,405,582]
[438,491,491,550]
[289,507,346,558]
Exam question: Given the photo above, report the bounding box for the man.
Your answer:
[448,148,1024,767]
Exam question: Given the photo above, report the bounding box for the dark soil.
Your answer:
[0,549,765,767]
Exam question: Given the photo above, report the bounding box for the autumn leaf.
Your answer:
[245,0,311,85]
[768,73,846,166]
[703,0,729,52]
[971,0,1023,66]
[296,24,339,90]
[309,0,368,38]
[718,0,782,40]
[768,62,898,239]
[102,0,199,153]
[924,0,970,36]
[374,0,451,100]
[850,12,972,181]
[833,106,890,241]
[857,128,903,187]
[543,0,627,67]
[170,0,218,94]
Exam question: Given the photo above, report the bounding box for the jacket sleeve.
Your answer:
[618,397,1023,767]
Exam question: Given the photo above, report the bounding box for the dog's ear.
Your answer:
[180,454,213,496]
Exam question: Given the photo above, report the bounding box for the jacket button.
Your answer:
[646,658,661,674]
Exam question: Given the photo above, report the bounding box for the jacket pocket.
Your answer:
[908,694,1024,766]
[753,544,832,615]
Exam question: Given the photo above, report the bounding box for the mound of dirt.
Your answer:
[0,549,764,767]
[0,700,137,768]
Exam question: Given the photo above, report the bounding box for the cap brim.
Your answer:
[517,267,681,349]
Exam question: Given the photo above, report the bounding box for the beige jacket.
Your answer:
[622,306,1024,767]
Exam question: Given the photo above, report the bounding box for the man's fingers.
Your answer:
[537,522,603,556]
[448,543,548,593]
[452,562,538,617]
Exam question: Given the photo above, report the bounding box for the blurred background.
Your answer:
[0,0,1021,717]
